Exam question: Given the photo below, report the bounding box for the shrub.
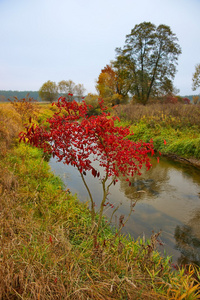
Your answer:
[0,104,22,155]
[9,94,40,124]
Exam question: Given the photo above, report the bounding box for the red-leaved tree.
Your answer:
[19,97,154,232]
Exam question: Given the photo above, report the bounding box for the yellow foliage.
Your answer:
[0,104,23,155]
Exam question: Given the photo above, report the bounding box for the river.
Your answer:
[49,156,200,265]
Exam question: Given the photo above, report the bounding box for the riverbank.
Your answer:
[1,143,200,299]
[162,153,200,168]
[113,102,200,168]
[1,102,200,299]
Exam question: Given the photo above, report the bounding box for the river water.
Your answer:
[49,156,200,265]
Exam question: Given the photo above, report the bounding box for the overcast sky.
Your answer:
[0,0,199,96]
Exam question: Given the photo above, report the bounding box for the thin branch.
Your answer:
[79,171,96,224]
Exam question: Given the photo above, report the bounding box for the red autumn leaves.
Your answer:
[19,97,154,184]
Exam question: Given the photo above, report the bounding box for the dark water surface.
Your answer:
[49,156,200,265]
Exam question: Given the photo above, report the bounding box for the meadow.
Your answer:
[113,102,200,164]
[0,101,200,299]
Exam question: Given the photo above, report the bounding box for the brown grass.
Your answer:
[113,102,200,128]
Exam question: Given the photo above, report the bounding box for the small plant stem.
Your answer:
[95,175,116,234]
[118,200,138,234]
[79,171,96,227]
[108,203,121,226]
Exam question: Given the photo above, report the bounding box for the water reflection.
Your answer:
[49,155,200,264]
[174,209,200,266]
[119,157,169,200]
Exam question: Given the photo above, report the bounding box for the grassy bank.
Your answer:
[0,103,200,299]
[114,103,200,163]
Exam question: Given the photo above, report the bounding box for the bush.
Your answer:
[0,104,22,155]
[9,94,40,124]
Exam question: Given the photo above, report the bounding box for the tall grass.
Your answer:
[0,102,200,299]
[113,102,200,160]
[113,102,200,129]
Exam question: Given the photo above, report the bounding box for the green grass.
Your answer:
[0,102,200,299]
[129,122,200,159]
[113,103,200,160]
[0,142,199,299]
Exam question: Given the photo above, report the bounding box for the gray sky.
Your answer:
[0,0,199,96]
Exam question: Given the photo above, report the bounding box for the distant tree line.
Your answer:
[0,79,86,103]
[0,91,41,102]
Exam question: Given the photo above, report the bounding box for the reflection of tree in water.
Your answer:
[119,159,169,201]
[174,210,200,266]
